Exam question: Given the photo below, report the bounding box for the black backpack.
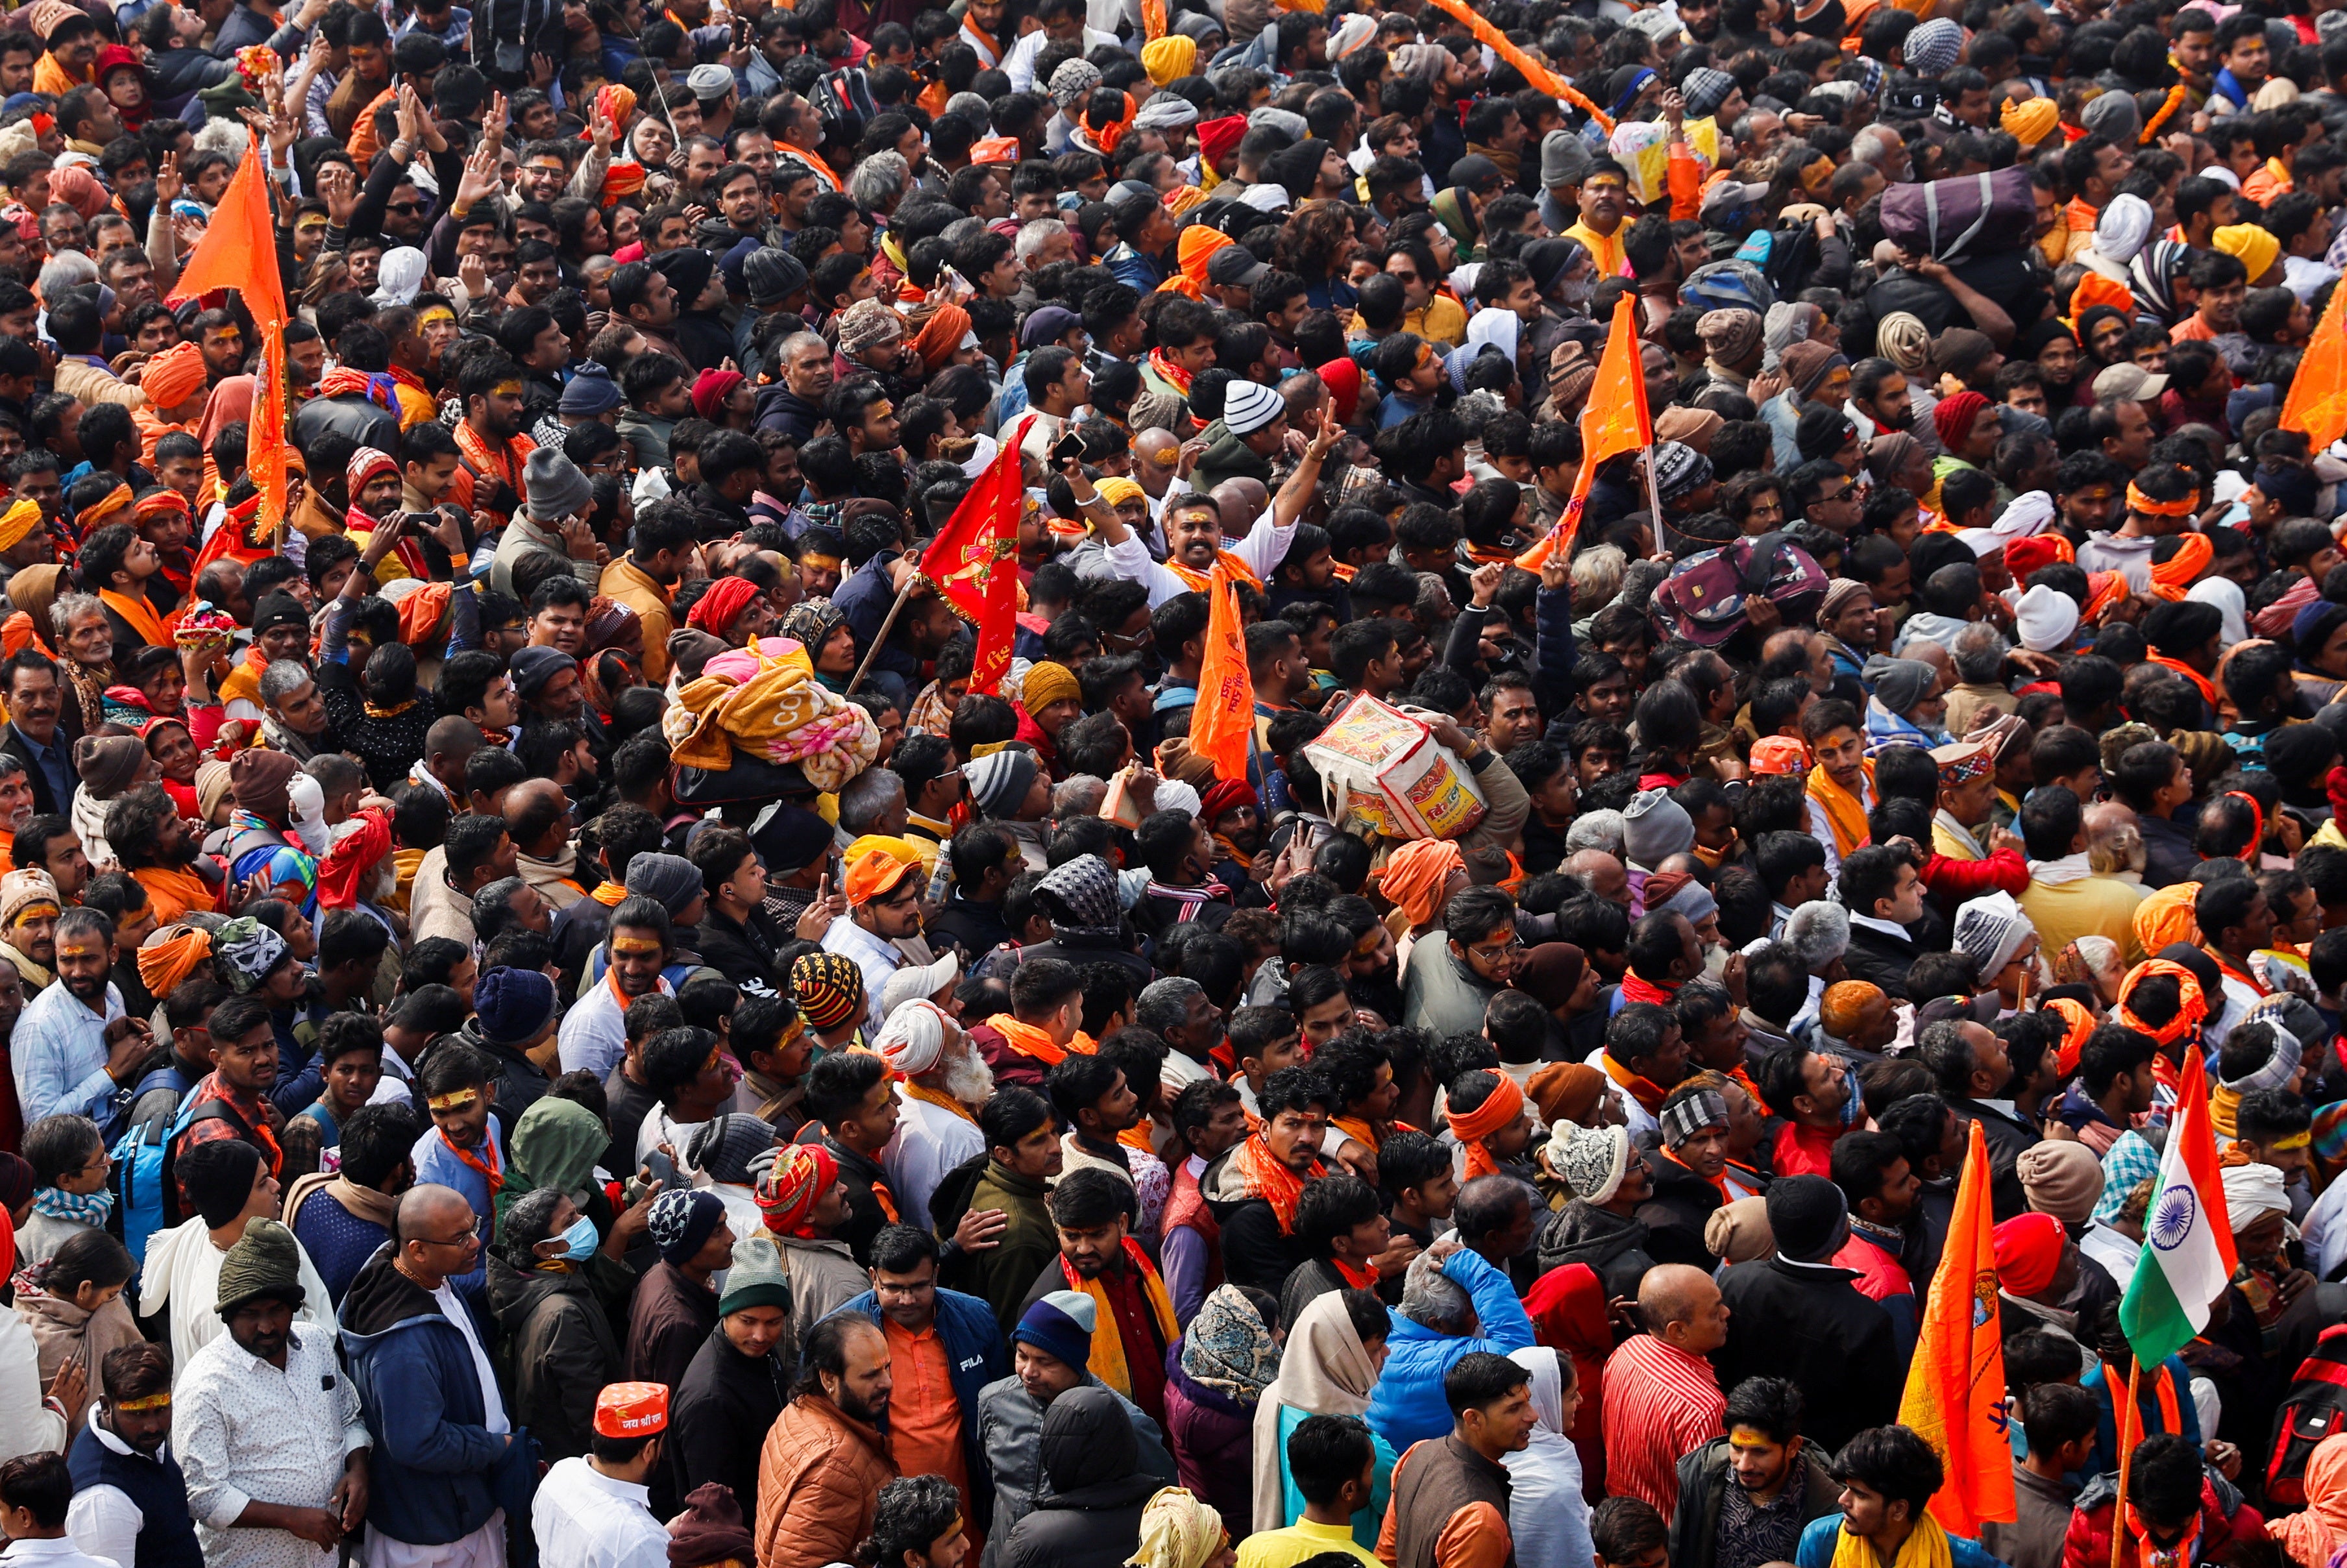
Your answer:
[2267,1323,2347,1508]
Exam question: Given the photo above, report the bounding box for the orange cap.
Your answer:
[593,1381,669,1438]
[844,846,922,905]
[1749,736,1810,776]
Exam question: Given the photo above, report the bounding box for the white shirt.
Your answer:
[557,970,672,1079]
[0,1536,120,1568]
[822,917,905,1035]
[1003,24,1122,90]
[885,1090,985,1233]
[431,1280,508,1436]
[2080,1221,2141,1295]
[1102,505,1300,610]
[140,1218,339,1383]
[533,1458,670,1568]
[173,1324,369,1568]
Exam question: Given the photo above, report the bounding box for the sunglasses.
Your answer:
[385,201,428,216]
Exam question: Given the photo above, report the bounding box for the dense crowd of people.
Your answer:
[5,0,2347,1567]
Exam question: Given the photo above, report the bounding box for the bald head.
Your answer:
[397,1182,473,1245]
[1562,848,1630,907]
[1640,1262,1728,1353]
[1212,478,1268,533]
[426,715,483,765]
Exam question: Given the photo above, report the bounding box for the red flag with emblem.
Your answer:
[919,428,1023,696]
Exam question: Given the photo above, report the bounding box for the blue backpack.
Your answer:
[109,1070,232,1278]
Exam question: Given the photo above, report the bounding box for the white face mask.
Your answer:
[287,773,331,858]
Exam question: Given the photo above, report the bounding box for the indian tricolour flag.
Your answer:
[2118,1059,2238,1369]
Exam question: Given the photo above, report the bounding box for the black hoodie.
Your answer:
[1003,1388,1161,1568]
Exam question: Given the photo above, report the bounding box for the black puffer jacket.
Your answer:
[1003,1388,1162,1568]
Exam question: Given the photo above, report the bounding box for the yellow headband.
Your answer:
[2272,1131,2314,1151]
[426,1090,480,1112]
[113,1392,172,1412]
[798,550,841,571]
[12,901,61,925]
[611,936,663,956]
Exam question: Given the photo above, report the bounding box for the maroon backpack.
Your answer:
[1649,532,1828,648]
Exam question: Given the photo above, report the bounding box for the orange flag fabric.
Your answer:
[1419,0,1615,133]
[2284,270,2347,456]
[1142,0,1167,40]
[918,424,1022,696]
[1896,1118,2016,1537]
[169,141,289,539]
[1515,293,1651,570]
[1189,569,1253,783]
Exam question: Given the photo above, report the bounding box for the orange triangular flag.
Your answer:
[918,428,1023,696]
[1189,569,1253,785]
[1895,1119,2016,1537]
[168,140,284,326]
[1516,293,1652,570]
[2284,277,2347,456]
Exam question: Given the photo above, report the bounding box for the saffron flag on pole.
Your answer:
[1189,569,1253,783]
[2119,1053,2237,1369]
[2283,280,2347,455]
[1896,1118,2015,1536]
[169,140,290,536]
[918,426,1023,696]
[1514,292,1652,572]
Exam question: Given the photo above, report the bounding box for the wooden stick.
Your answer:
[844,572,920,697]
[2109,1358,2139,1568]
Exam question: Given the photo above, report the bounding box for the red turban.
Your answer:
[756,1144,838,1238]
[1198,778,1256,827]
[1932,390,1992,452]
[2003,534,2074,580]
[1197,115,1247,169]
[687,576,761,640]
[1993,1211,2065,1298]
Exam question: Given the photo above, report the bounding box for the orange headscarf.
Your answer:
[1379,839,1464,930]
[2149,533,2213,600]
[2045,997,2095,1077]
[2133,883,2200,956]
[1178,224,1233,289]
[136,924,213,998]
[1451,1072,1526,1180]
[2083,570,2131,624]
[2070,272,2135,323]
[910,303,970,372]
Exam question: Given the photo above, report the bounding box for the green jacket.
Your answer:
[1190,417,1275,495]
[935,1154,1061,1334]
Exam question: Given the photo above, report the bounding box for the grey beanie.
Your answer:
[622,851,706,919]
[2081,90,2141,146]
[1247,105,1309,140]
[1621,788,1696,868]
[689,1112,778,1186]
[1863,655,1937,715]
[523,448,595,524]
[966,748,1040,819]
[743,247,810,308]
[1541,129,1592,190]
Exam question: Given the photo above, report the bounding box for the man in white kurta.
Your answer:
[532,1382,672,1568]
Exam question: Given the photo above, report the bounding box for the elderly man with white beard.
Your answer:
[878,989,995,1232]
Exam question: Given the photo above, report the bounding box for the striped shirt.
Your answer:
[1601,1334,1726,1517]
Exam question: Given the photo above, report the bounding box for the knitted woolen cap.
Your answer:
[214,1217,306,1317]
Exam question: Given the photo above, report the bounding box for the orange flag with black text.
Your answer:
[1895,1118,2015,1537]
[1514,292,1651,572]
[1189,569,1253,783]
[169,140,290,537]
[918,429,1022,696]
[2283,276,2347,454]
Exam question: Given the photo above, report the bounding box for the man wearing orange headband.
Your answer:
[2077,462,2197,590]
[826,842,930,1034]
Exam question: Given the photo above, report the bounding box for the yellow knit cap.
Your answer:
[1022,659,1081,712]
[2213,222,2281,283]
[1142,34,1196,86]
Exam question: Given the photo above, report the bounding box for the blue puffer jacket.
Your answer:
[824,1287,1012,1525]
[338,1247,539,1548]
[1362,1247,1538,1454]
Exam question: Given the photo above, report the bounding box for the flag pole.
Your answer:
[844,576,920,697]
[2109,1359,2140,1568]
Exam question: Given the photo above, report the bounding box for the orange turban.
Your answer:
[592,85,637,134]
[911,302,970,372]
[602,161,647,201]
[1379,839,1464,931]
[2083,571,2130,624]
[138,925,213,998]
[141,340,209,411]
[2149,532,2213,600]
[2070,273,2135,323]
[1749,736,1810,776]
[2133,881,2200,955]
[2115,959,2207,1047]
[397,581,452,647]
[78,484,131,529]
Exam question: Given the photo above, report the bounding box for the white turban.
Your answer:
[2016,583,2082,654]
[874,999,956,1077]
[371,246,428,306]
[1990,489,2056,541]
[2095,195,2155,267]
[1157,779,1203,816]
[287,772,330,858]
[2221,1160,2294,1237]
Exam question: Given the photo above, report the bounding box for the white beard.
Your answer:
[940,1047,996,1108]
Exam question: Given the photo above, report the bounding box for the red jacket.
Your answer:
[2060,1477,2265,1568]
[1921,846,2029,903]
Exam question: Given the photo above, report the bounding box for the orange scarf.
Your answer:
[1450,1073,1525,1180]
[99,588,167,650]
[1330,1114,1382,1152]
[31,54,84,97]
[1059,1238,1179,1401]
[132,864,217,924]
[1805,760,1875,859]
[1601,1052,1673,1116]
[903,1078,977,1124]
[2149,653,2218,708]
[591,879,629,907]
[443,1127,504,1225]
[1663,1145,1730,1201]
[1164,551,1264,593]
[1331,1255,1379,1289]
[1223,1133,1323,1233]
[986,1012,1095,1068]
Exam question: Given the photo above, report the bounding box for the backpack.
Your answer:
[1649,532,1830,650]
[110,1084,236,1279]
[2267,1323,2347,1508]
